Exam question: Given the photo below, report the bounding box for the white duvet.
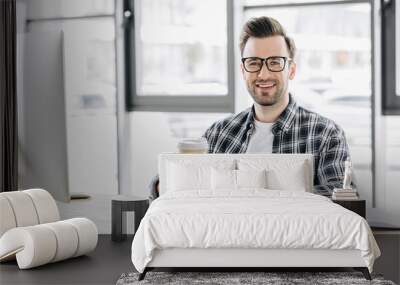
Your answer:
[131,190,380,273]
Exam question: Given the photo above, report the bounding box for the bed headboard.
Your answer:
[158,153,314,195]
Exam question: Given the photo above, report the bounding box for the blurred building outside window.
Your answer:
[137,0,228,96]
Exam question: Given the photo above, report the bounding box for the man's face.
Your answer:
[241,36,296,107]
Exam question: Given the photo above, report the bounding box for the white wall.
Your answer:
[125,111,230,198]
[17,0,118,233]
[368,0,400,228]
[128,112,179,198]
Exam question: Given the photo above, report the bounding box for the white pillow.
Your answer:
[167,163,209,191]
[267,167,306,191]
[166,160,235,192]
[210,168,267,191]
[211,168,236,190]
[237,158,311,192]
[236,169,267,189]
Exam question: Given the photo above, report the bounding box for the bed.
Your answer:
[131,154,380,280]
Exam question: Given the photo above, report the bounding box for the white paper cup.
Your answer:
[177,138,209,154]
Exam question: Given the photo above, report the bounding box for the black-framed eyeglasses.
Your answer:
[241,56,292,73]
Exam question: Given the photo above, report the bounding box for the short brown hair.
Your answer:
[239,16,296,59]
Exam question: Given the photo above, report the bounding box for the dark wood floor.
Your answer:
[1,233,398,284]
[0,235,134,285]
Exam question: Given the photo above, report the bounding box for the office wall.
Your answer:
[17,0,118,233]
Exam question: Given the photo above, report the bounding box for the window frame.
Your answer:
[381,0,400,115]
[123,0,235,113]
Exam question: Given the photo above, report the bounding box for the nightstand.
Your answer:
[332,199,366,218]
[111,196,149,242]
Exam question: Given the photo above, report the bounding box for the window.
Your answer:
[382,0,400,114]
[124,0,234,112]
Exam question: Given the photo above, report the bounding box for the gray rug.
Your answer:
[116,271,396,285]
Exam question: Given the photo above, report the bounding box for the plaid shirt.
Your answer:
[203,94,351,196]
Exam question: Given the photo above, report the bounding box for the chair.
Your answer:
[0,189,98,269]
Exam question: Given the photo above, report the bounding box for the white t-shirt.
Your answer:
[246,120,274,153]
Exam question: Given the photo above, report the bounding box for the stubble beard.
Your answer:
[247,80,287,107]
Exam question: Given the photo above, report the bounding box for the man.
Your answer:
[150,16,350,199]
[203,16,350,196]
